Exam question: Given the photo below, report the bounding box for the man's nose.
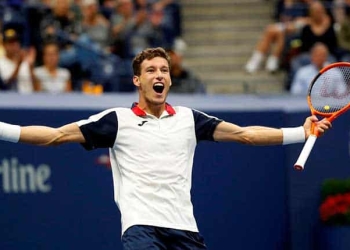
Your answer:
[156,71,163,79]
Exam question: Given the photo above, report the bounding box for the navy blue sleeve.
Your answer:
[192,109,223,141]
[79,111,118,150]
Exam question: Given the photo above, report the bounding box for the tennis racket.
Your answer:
[294,62,350,171]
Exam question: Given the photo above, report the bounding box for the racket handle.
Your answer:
[293,135,317,171]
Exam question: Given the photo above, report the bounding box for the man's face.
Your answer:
[43,44,59,68]
[311,47,327,69]
[133,57,172,106]
[4,40,21,58]
[309,2,326,23]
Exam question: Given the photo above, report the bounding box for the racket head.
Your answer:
[307,62,350,130]
[293,62,350,171]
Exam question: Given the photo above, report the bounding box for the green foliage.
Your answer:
[321,178,350,201]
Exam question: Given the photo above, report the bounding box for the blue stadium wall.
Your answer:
[0,93,349,250]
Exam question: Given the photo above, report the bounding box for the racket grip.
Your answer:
[293,135,317,171]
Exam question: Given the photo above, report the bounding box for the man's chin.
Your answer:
[148,95,166,105]
[152,99,166,106]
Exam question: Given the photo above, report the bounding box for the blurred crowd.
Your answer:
[4,0,345,96]
[245,0,350,95]
[0,0,206,94]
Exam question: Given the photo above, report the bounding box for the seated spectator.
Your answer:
[110,0,136,58]
[40,0,82,44]
[34,41,72,93]
[110,0,175,58]
[70,0,84,24]
[245,0,311,73]
[100,0,117,20]
[40,0,82,70]
[110,0,149,58]
[40,0,88,90]
[137,0,182,41]
[297,1,337,56]
[1,0,29,47]
[290,42,330,95]
[147,3,176,49]
[166,49,206,94]
[286,1,338,89]
[335,0,350,61]
[81,0,111,51]
[0,28,39,93]
[22,0,52,59]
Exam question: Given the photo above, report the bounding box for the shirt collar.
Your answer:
[131,102,176,117]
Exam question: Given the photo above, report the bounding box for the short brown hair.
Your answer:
[132,47,171,76]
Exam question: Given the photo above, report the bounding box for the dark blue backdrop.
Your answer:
[0,94,349,250]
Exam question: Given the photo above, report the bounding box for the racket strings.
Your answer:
[310,66,350,113]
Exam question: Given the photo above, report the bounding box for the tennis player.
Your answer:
[0,47,331,249]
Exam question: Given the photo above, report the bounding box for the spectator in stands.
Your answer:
[75,0,128,92]
[335,0,350,61]
[23,1,52,63]
[110,0,148,58]
[1,0,29,47]
[34,41,72,93]
[245,0,311,74]
[167,49,206,94]
[81,0,111,50]
[40,0,82,44]
[110,0,175,58]
[297,1,337,56]
[70,0,84,24]
[290,42,330,95]
[0,28,39,93]
[40,0,85,89]
[147,3,176,49]
[138,0,182,41]
[100,0,117,20]
[286,1,338,89]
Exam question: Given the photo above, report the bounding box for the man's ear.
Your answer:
[133,76,140,87]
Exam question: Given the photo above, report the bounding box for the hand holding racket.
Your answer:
[294,62,350,171]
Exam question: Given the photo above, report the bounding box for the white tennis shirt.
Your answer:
[76,103,222,235]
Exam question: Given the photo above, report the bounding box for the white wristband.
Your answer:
[281,126,305,145]
[0,122,21,143]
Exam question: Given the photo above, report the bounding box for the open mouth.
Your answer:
[153,83,164,93]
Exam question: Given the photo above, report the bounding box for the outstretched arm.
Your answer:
[0,122,85,146]
[213,116,331,145]
[213,122,284,145]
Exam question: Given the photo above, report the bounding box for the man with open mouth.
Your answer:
[0,47,332,249]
